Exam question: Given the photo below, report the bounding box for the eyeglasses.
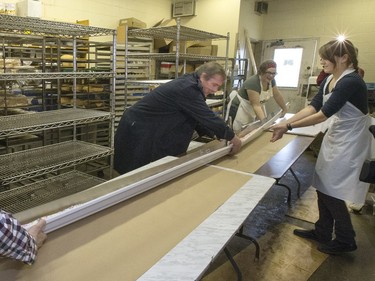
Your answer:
[265,71,277,76]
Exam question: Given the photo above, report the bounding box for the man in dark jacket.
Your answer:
[114,62,242,174]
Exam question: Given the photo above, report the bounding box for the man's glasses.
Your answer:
[265,71,277,76]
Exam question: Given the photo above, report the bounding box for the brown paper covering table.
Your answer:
[0,132,313,280]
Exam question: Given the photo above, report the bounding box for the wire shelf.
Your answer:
[128,25,227,41]
[0,71,113,80]
[0,14,114,38]
[0,141,112,185]
[127,52,227,61]
[0,108,111,137]
[0,171,106,214]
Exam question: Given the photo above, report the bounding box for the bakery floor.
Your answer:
[201,149,375,281]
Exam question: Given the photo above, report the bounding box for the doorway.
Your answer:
[260,38,318,113]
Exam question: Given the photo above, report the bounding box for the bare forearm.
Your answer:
[253,104,266,120]
[247,89,266,120]
[285,106,318,125]
[270,106,327,142]
[289,111,327,129]
[273,92,288,112]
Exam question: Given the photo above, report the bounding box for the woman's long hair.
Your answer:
[319,39,358,70]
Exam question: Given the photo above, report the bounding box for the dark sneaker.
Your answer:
[318,240,357,255]
[293,229,331,244]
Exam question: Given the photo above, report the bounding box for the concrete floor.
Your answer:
[201,149,375,281]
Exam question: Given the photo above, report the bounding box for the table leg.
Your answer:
[275,179,292,206]
[223,247,242,281]
[236,226,260,261]
[289,167,301,198]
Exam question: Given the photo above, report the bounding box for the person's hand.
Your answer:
[270,123,288,142]
[28,219,47,248]
[228,135,242,155]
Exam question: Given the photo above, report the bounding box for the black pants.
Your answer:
[315,191,356,245]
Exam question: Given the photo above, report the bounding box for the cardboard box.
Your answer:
[211,45,218,56]
[187,45,218,56]
[153,18,177,49]
[170,64,195,75]
[153,18,177,28]
[77,19,89,26]
[187,46,211,56]
[117,17,147,44]
[170,40,212,50]
[117,25,127,44]
[76,20,90,41]
[169,40,212,53]
[119,17,146,29]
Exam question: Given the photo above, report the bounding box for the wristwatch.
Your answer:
[286,123,293,131]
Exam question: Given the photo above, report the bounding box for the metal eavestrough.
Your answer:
[21,110,282,232]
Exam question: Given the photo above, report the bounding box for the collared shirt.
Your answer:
[0,210,37,265]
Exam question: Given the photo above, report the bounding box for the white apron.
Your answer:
[227,79,273,133]
[313,69,371,204]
